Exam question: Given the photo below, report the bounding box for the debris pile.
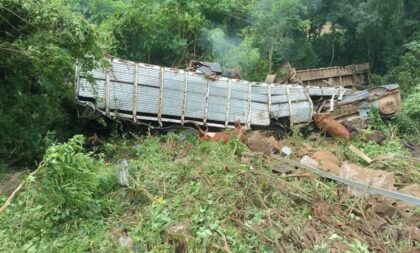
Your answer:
[244,131,280,155]
[111,132,420,252]
[339,162,396,196]
[319,84,401,129]
[187,60,241,79]
[2,122,419,252]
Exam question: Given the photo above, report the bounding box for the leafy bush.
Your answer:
[367,107,388,132]
[396,84,420,141]
[35,135,114,221]
[0,0,100,167]
[388,40,420,92]
[0,135,116,252]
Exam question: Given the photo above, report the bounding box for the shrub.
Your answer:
[389,40,420,93]
[35,135,113,222]
[0,0,100,167]
[395,84,420,142]
[0,135,116,251]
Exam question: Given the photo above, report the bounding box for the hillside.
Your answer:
[0,0,419,252]
[0,127,419,252]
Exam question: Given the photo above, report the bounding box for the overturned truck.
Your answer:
[289,63,370,88]
[75,59,400,130]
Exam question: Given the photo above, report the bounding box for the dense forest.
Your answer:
[0,0,419,167]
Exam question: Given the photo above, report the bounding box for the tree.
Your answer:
[247,0,315,73]
[307,0,410,73]
[68,0,127,24]
[0,0,100,167]
[106,0,205,67]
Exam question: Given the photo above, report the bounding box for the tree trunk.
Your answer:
[329,23,335,66]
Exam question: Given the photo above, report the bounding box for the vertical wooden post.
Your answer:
[303,86,313,123]
[157,68,164,127]
[203,80,210,125]
[181,71,188,126]
[105,71,110,116]
[225,79,232,127]
[132,63,138,123]
[285,85,293,128]
[246,82,252,129]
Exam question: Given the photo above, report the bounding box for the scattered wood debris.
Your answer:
[311,150,341,175]
[404,140,420,158]
[361,130,387,145]
[348,144,373,164]
[297,156,420,206]
[397,184,420,223]
[165,222,191,253]
[374,153,420,164]
[240,151,263,164]
[339,162,396,196]
[244,131,279,155]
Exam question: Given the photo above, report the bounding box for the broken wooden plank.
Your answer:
[374,153,420,164]
[349,144,373,164]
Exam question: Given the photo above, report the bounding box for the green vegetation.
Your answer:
[397,84,420,141]
[0,0,100,167]
[0,0,419,251]
[1,0,419,166]
[0,135,116,251]
[1,133,415,252]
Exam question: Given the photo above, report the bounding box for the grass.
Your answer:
[0,131,418,252]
